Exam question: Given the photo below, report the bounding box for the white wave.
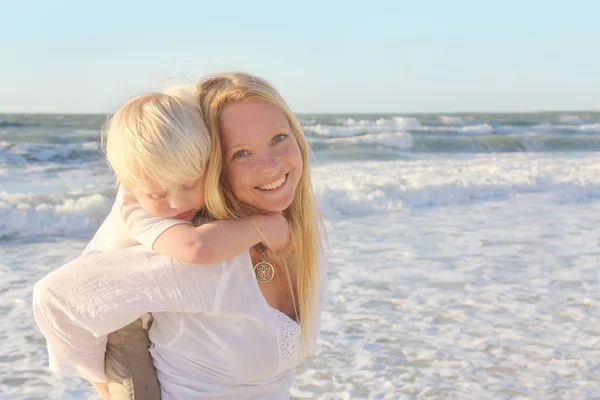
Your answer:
[440,116,467,126]
[5,154,600,238]
[328,132,413,150]
[458,123,495,135]
[559,115,583,124]
[307,123,371,137]
[532,123,600,133]
[392,117,422,129]
[306,117,421,137]
[299,118,316,125]
[577,123,600,132]
[313,154,600,218]
[417,123,495,135]
[0,192,113,239]
[81,141,101,149]
[306,117,496,138]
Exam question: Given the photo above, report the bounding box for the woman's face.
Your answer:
[219,100,303,212]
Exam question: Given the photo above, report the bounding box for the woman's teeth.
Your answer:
[259,175,286,190]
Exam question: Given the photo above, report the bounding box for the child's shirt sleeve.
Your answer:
[120,189,193,249]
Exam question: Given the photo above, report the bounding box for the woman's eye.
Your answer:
[232,150,249,160]
[272,134,288,144]
[149,193,167,200]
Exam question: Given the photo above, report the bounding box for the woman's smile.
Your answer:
[257,173,288,191]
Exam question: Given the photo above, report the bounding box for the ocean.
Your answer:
[1,112,599,399]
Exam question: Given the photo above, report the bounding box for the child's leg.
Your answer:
[105,317,161,400]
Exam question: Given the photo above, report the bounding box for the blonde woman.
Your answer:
[69,83,290,399]
[33,72,327,400]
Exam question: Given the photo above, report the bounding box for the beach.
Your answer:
[1,112,599,399]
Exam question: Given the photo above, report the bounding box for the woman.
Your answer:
[33,72,326,399]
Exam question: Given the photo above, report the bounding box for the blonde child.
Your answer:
[87,85,288,399]
[86,84,287,261]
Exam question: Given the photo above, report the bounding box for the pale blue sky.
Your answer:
[1,0,599,113]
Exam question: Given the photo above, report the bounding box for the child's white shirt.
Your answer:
[84,185,192,254]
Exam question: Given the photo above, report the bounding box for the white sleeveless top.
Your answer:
[33,247,327,400]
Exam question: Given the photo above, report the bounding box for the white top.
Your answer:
[84,185,190,253]
[33,247,327,400]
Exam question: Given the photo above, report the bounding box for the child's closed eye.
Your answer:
[181,180,200,190]
[148,192,167,200]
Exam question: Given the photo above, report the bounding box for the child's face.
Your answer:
[131,176,206,221]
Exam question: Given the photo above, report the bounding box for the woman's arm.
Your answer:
[32,246,234,382]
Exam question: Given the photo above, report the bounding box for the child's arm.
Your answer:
[119,190,288,264]
[152,213,288,264]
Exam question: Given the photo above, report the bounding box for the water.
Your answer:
[1,112,600,399]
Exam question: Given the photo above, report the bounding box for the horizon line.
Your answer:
[1,109,600,116]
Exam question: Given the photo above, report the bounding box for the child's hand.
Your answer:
[251,212,290,250]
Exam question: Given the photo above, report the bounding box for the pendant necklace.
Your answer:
[253,247,275,283]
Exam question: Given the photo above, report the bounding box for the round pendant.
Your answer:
[254,261,275,283]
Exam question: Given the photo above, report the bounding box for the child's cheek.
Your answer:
[152,202,167,218]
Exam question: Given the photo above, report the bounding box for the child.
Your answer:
[87,85,288,400]
[86,84,287,261]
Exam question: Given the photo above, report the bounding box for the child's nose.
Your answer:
[169,197,187,209]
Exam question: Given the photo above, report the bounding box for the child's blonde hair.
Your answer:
[102,85,210,188]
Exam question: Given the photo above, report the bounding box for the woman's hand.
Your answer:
[250,212,290,250]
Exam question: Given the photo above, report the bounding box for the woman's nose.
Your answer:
[259,152,280,173]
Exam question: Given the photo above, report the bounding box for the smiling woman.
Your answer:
[220,100,304,213]
[197,73,324,342]
[33,72,327,400]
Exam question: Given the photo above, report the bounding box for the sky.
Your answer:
[1,0,599,114]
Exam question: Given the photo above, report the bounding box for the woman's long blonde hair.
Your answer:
[196,72,322,349]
